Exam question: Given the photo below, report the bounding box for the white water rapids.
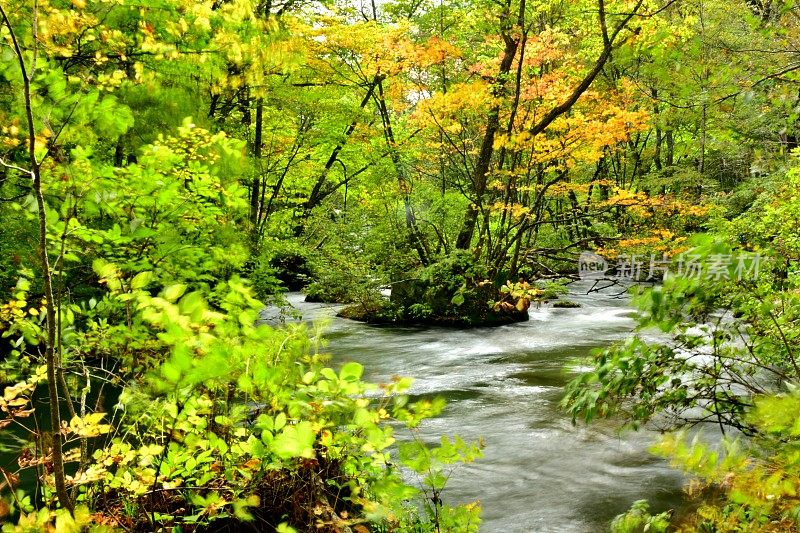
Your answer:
[273,282,685,532]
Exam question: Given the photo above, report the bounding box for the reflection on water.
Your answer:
[276,282,685,533]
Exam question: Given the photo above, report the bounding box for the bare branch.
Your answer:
[0,157,33,177]
[529,0,645,137]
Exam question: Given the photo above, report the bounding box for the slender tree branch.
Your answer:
[0,157,33,176]
[528,0,645,137]
[0,1,74,514]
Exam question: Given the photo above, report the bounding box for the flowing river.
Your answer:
[278,282,685,532]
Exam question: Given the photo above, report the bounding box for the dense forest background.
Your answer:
[3,0,800,531]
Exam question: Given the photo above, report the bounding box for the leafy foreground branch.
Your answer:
[609,394,800,533]
[563,161,800,531]
[0,274,483,532]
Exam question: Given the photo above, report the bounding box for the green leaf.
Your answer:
[163,284,187,302]
[339,361,363,382]
[272,421,316,459]
[320,368,337,382]
[274,412,287,432]
[161,362,182,384]
[131,271,154,290]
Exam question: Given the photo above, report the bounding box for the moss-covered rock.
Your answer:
[552,299,581,308]
[338,253,529,327]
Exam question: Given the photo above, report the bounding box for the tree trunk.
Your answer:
[304,76,382,217]
[665,129,675,167]
[375,80,430,266]
[250,98,263,229]
[0,4,73,514]
[652,89,662,171]
[454,0,523,249]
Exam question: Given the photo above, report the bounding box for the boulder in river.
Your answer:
[552,299,582,308]
[339,278,529,327]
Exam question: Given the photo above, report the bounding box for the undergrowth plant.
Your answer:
[0,268,482,531]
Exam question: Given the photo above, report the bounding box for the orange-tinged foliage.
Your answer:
[414,80,493,125]
[413,35,462,68]
[524,28,572,69]
[489,201,531,220]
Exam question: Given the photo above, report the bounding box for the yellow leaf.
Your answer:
[69,413,112,437]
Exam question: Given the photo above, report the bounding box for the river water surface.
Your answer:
[281,282,685,532]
